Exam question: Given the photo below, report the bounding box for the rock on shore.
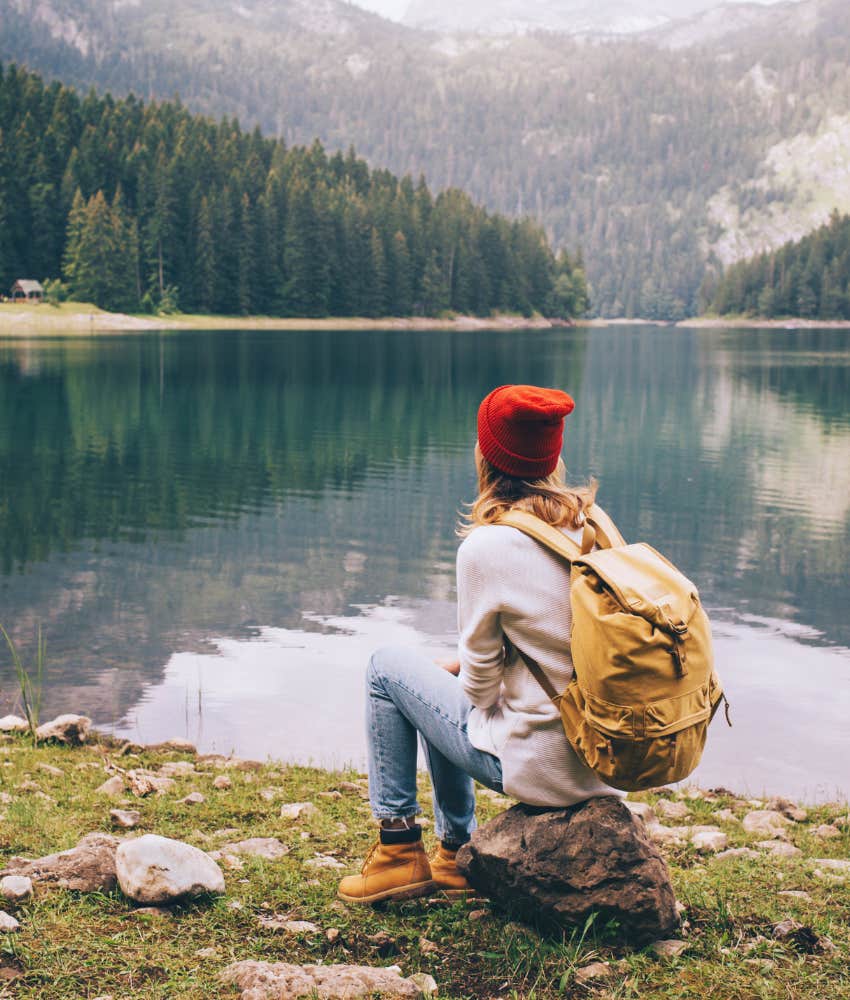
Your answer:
[457,797,679,944]
[116,835,225,904]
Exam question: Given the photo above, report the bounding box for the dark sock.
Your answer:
[379,824,422,845]
[441,840,465,853]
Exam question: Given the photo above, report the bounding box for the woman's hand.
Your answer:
[435,658,461,676]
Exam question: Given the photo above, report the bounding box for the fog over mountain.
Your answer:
[400,0,798,35]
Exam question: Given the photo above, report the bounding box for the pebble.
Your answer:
[766,797,808,822]
[280,802,318,820]
[258,916,320,934]
[468,908,488,921]
[110,809,141,829]
[195,947,219,959]
[178,792,205,805]
[811,858,850,873]
[691,831,728,853]
[158,761,196,778]
[755,840,802,858]
[304,854,345,870]
[650,939,688,958]
[712,809,739,824]
[655,799,690,821]
[0,912,21,932]
[36,763,63,777]
[318,790,343,800]
[715,847,760,861]
[0,876,33,902]
[575,961,612,984]
[742,810,791,838]
[813,824,840,839]
[213,775,232,790]
[418,936,439,954]
[223,837,289,860]
[259,789,278,802]
[326,927,341,943]
[625,801,656,824]
[778,890,811,901]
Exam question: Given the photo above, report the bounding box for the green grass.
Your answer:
[0,736,847,998]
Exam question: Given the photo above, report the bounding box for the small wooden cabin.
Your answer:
[10,280,45,303]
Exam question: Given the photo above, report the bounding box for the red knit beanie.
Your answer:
[477,384,575,479]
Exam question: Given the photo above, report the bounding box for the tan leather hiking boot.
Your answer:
[429,844,474,897]
[338,836,434,904]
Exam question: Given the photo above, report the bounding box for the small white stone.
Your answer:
[158,761,196,778]
[625,801,656,824]
[715,847,760,861]
[0,716,28,733]
[0,876,33,902]
[691,831,728,853]
[36,763,63,777]
[35,714,91,744]
[258,916,320,934]
[811,858,850,873]
[408,972,438,996]
[304,854,346,870]
[179,792,205,805]
[712,809,740,824]
[575,961,612,983]
[655,799,690,821]
[813,824,841,840]
[755,840,802,858]
[280,802,318,821]
[651,939,688,958]
[742,811,791,839]
[0,911,21,932]
[318,790,343,800]
[778,890,811,900]
[96,776,126,797]
[219,837,289,860]
[110,808,141,829]
[213,775,232,790]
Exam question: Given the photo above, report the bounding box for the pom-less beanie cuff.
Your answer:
[477,384,575,479]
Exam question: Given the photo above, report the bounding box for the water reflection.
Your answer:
[0,326,848,799]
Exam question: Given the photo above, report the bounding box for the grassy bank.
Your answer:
[0,302,560,336]
[0,735,847,999]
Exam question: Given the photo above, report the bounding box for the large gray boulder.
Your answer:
[456,797,679,943]
[116,834,225,904]
[0,833,119,892]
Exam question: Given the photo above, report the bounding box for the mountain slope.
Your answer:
[1,0,849,317]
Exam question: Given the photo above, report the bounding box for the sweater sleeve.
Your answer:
[456,529,505,710]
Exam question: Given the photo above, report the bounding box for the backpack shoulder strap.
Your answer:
[503,634,560,702]
[496,508,582,562]
[585,503,627,549]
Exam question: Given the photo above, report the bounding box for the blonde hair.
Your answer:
[458,444,598,537]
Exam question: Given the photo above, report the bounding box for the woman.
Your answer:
[338,384,617,904]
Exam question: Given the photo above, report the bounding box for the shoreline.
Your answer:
[4,303,850,336]
[0,303,568,336]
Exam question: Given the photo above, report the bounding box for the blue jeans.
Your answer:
[366,645,504,846]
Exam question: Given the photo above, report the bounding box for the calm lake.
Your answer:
[1,325,848,802]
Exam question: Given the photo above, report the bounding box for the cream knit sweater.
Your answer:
[457,522,621,807]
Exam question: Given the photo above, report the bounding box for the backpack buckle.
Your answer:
[671,639,688,678]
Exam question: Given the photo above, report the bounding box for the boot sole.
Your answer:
[337,879,436,905]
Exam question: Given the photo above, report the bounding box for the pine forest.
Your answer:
[0,64,588,319]
[708,211,850,320]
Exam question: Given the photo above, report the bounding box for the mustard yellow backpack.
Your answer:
[498,505,729,792]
